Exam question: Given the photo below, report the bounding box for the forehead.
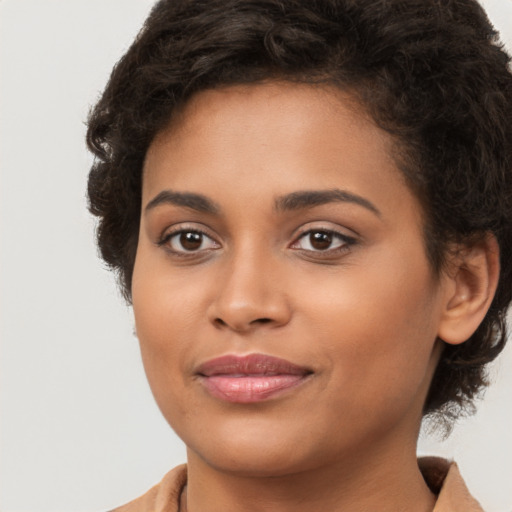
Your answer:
[162,81,368,136]
[142,81,418,224]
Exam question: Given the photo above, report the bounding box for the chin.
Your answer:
[192,445,319,478]
[178,414,337,478]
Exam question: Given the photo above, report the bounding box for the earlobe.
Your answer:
[437,234,500,345]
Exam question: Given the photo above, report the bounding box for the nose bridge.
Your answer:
[208,240,290,331]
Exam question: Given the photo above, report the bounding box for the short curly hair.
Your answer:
[87,0,512,422]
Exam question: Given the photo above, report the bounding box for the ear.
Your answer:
[437,234,500,345]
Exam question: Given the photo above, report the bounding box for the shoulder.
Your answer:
[108,464,187,512]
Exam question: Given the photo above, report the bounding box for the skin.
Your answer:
[131,82,493,511]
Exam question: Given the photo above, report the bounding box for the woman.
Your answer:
[86,0,512,510]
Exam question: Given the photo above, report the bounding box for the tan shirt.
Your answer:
[110,458,483,512]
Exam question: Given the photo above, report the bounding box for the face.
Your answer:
[132,82,447,477]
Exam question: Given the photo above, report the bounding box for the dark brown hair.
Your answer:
[87,0,512,423]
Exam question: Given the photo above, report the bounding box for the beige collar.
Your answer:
[421,457,484,511]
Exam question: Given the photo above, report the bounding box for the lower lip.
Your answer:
[200,374,309,403]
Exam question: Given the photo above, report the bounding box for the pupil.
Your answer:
[310,231,332,250]
[180,232,202,251]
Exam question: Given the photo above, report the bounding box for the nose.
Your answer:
[207,251,292,333]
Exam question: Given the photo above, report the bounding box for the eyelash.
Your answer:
[157,226,220,257]
[290,228,357,257]
[157,226,357,259]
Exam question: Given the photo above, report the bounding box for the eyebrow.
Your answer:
[145,190,220,214]
[275,189,381,217]
[144,188,380,217]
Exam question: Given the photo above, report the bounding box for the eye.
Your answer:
[160,229,220,254]
[291,229,355,253]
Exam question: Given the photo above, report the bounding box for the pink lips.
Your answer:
[196,354,312,403]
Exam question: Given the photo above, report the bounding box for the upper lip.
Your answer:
[196,353,312,377]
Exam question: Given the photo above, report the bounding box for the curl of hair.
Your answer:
[87,0,512,422]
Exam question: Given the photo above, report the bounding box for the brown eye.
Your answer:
[309,231,333,250]
[291,229,355,254]
[180,231,203,251]
[164,229,220,254]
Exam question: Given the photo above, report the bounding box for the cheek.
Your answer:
[131,254,206,413]
[299,247,440,415]
[132,245,209,346]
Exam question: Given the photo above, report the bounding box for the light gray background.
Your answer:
[1,1,511,511]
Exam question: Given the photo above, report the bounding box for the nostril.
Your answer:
[252,318,272,325]
[214,318,228,327]
[213,317,273,330]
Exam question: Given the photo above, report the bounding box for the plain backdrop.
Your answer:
[1,1,511,511]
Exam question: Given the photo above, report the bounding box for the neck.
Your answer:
[184,439,436,512]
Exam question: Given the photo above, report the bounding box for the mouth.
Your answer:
[195,353,313,403]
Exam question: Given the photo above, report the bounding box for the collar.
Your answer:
[420,457,484,511]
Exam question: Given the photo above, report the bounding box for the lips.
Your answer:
[196,354,313,403]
